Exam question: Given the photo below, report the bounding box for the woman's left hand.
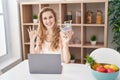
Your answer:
[60,31,74,45]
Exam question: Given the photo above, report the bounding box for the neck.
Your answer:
[45,29,53,42]
[46,29,53,35]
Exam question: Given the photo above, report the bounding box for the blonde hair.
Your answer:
[37,7,60,51]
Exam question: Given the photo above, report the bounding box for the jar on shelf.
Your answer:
[86,10,93,24]
[76,11,81,24]
[65,11,72,23]
[96,10,102,24]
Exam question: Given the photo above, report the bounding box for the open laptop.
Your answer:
[28,54,62,74]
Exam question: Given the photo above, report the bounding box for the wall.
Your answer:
[8,0,22,57]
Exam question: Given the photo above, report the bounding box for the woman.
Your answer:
[27,7,73,63]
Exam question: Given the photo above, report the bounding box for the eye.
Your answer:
[43,17,47,20]
[49,16,53,19]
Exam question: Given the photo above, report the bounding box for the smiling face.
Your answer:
[42,11,55,30]
[38,7,60,51]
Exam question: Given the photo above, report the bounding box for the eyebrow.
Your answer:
[49,15,53,18]
[43,15,53,19]
[43,17,47,19]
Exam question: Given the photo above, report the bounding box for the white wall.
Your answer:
[8,0,22,58]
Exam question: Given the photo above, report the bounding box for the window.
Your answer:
[0,0,22,71]
[0,0,7,57]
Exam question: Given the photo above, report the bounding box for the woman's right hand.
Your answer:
[27,26,37,41]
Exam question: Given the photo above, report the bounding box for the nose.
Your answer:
[46,18,50,23]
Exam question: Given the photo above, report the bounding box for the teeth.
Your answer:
[47,22,52,26]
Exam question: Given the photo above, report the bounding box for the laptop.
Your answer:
[28,54,62,74]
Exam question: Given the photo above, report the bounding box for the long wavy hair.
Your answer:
[37,7,60,51]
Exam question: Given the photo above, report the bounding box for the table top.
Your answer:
[0,60,120,80]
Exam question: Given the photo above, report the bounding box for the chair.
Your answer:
[90,48,120,67]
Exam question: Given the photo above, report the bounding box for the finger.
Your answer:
[69,31,74,37]
[27,29,30,32]
[65,31,70,36]
[70,31,74,35]
[65,32,72,39]
[66,34,70,39]
[64,33,67,37]
[29,26,32,31]
[32,26,34,30]
[62,33,66,39]
[64,33,67,38]
[35,30,37,35]
[28,27,31,32]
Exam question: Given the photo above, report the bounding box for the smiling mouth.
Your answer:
[46,22,54,26]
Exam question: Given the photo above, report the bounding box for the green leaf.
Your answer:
[108,0,120,53]
[86,55,95,65]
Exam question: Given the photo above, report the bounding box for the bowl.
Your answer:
[90,63,119,80]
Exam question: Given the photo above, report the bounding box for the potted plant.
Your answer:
[70,54,75,63]
[33,14,38,23]
[90,35,97,45]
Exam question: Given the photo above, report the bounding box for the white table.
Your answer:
[0,60,120,80]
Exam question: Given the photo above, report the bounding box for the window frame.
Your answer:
[0,0,7,57]
[0,0,22,73]
[0,0,10,59]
